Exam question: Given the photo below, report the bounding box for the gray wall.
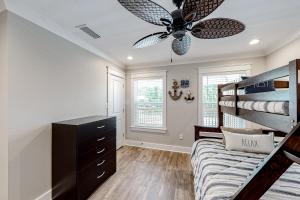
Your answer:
[6,12,120,200]
[0,10,8,200]
[266,37,300,69]
[0,0,5,13]
[126,57,267,148]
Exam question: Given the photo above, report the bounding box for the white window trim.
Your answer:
[130,126,167,134]
[198,64,251,127]
[107,66,125,79]
[130,71,167,133]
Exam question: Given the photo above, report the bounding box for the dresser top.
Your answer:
[53,116,115,126]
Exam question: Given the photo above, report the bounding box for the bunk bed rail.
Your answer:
[218,59,300,133]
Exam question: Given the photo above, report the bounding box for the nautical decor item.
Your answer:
[169,79,183,100]
[184,90,195,102]
[118,0,245,55]
[181,80,190,88]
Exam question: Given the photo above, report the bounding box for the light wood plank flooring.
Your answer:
[89,146,195,200]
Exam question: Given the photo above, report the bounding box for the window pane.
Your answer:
[134,79,163,128]
[201,73,246,128]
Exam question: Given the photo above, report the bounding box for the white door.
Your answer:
[108,70,125,149]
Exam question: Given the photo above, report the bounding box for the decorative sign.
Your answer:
[181,80,190,88]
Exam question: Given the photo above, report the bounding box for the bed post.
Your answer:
[234,84,238,116]
[194,126,201,141]
[218,85,224,127]
[288,59,300,128]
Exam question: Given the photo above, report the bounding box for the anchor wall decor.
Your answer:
[184,90,195,102]
[169,80,183,101]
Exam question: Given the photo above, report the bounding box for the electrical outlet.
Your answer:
[135,137,143,145]
[179,134,184,140]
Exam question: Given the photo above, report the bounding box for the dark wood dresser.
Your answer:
[52,116,116,200]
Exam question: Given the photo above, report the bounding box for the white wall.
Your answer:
[0,0,6,13]
[0,10,8,200]
[266,37,300,69]
[126,57,266,148]
[6,12,121,200]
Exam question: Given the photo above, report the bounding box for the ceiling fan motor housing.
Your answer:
[172,0,184,9]
[118,0,245,56]
[171,9,189,40]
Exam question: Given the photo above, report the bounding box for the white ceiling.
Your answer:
[5,0,300,68]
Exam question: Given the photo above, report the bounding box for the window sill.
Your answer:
[130,126,167,134]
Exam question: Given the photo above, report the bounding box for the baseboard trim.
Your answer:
[35,190,51,200]
[125,140,192,154]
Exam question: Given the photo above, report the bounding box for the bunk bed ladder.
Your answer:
[232,123,300,200]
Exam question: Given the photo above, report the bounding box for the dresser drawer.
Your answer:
[77,157,116,200]
[78,128,116,155]
[78,138,116,170]
[78,118,116,141]
[78,149,116,172]
[78,152,116,181]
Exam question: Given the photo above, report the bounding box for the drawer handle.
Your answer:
[97,126,105,129]
[97,148,106,154]
[97,171,105,179]
[97,160,106,167]
[97,137,105,142]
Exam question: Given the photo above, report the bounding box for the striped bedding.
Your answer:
[191,139,300,200]
[219,100,289,115]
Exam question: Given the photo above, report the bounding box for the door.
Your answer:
[108,69,125,149]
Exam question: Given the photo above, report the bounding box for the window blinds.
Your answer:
[133,78,163,128]
[201,73,246,128]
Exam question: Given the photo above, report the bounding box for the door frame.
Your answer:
[107,66,126,148]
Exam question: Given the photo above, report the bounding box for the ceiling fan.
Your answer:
[118,0,245,56]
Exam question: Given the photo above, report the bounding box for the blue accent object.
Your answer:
[180,80,189,88]
[242,76,275,94]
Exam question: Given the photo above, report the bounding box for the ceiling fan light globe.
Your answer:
[172,35,191,55]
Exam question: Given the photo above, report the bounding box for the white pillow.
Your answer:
[221,127,263,145]
[223,131,275,154]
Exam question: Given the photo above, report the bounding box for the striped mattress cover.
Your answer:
[219,100,289,115]
[191,139,300,200]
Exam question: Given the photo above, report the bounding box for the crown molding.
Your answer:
[126,52,265,70]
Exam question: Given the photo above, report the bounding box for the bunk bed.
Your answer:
[192,59,300,200]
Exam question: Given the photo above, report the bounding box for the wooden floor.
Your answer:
[89,146,195,200]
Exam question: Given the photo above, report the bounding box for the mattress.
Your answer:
[191,139,300,200]
[219,100,289,115]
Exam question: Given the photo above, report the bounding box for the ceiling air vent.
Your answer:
[76,24,101,39]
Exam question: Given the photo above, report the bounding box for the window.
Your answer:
[131,72,167,133]
[199,65,251,128]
